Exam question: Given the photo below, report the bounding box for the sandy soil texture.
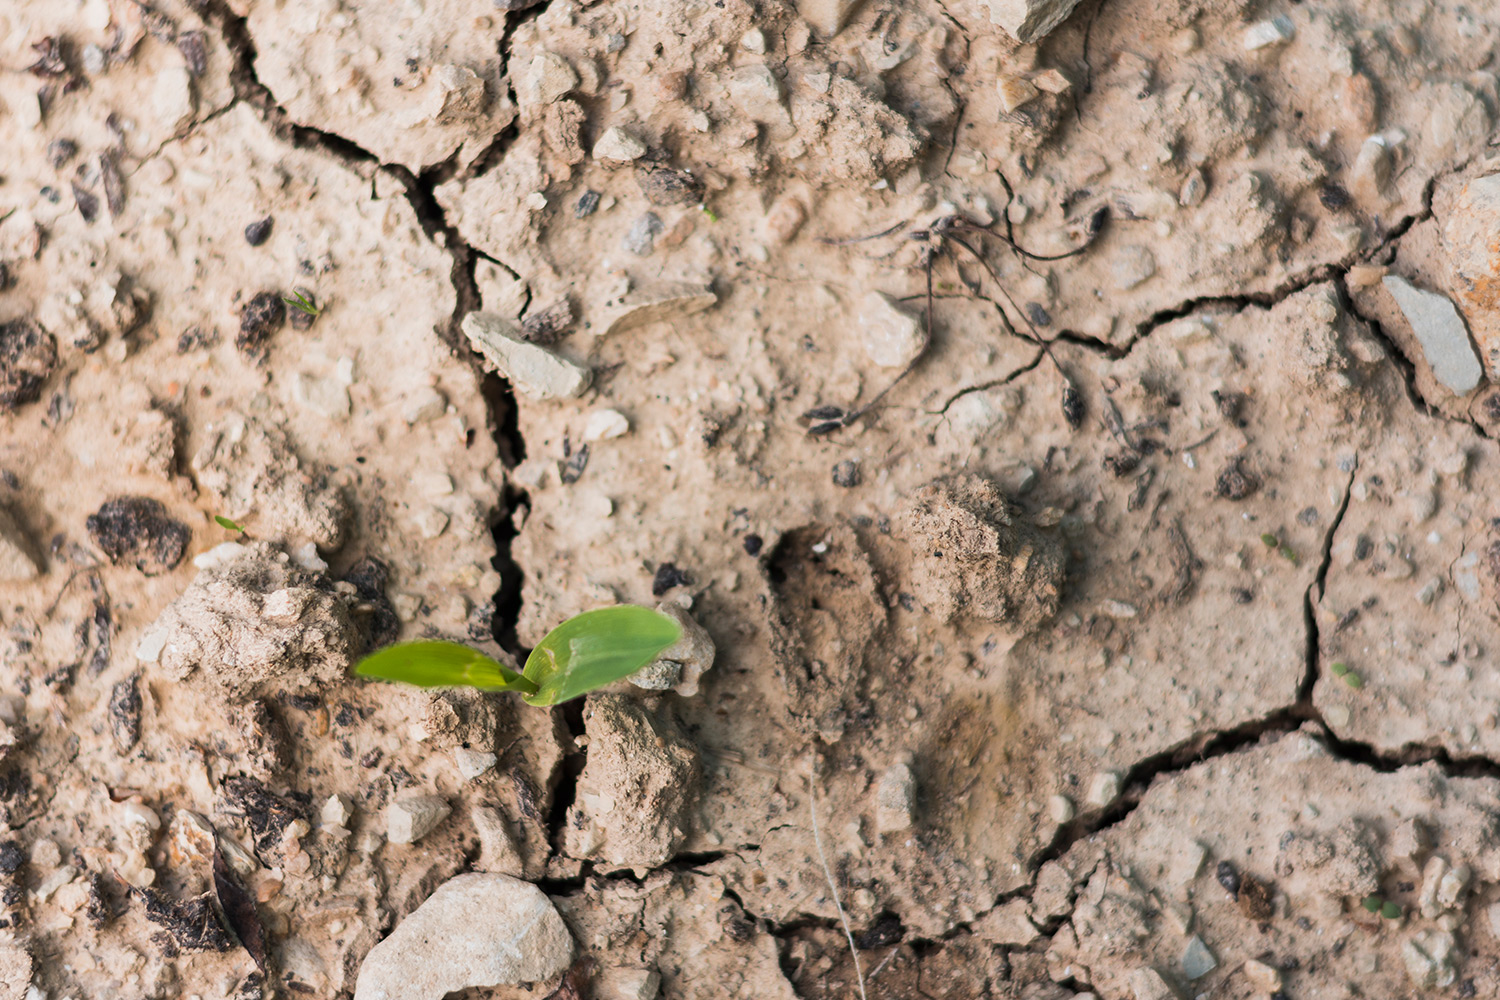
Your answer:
[2,0,1500,998]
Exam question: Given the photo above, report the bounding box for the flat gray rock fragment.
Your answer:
[461,311,591,400]
[1382,275,1483,395]
[353,873,573,1000]
[978,0,1086,42]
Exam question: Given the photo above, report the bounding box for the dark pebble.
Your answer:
[0,842,23,873]
[46,138,77,169]
[1025,302,1052,327]
[177,325,219,353]
[244,216,274,247]
[743,534,763,556]
[0,318,58,411]
[575,190,601,218]
[1216,860,1241,897]
[237,291,286,351]
[653,562,692,596]
[853,911,904,949]
[109,673,141,755]
[832,460,861,488]
[85,496,190,576]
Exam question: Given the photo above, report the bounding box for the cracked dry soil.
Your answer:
[3,0,1500,998]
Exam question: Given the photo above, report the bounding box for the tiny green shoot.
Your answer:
[1343,670,1364,690]
[214,514,246,533]
[1330,661,1350,677]
[1278,544,1299,565]
[1260,532,1278,547]
[1360,894,1402,919]
[698,203,718,223]
[354,605,682,707]
[283,290,321,317]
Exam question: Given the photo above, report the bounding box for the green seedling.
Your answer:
[1330,661,1350,676]
[354,605,682,707]
[214,514,246,534]
[698,203,719,223]
[1361,894,1402,920]
[1278,544,1299,565]
[283,290,321,317]
[1260,532,1279,548]
[1343,670,1364,690]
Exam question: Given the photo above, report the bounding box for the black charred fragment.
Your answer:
[343,556,400,650]
[855,911,905,949]
[0,842,23,873]
[135,885,235,953]
[803,405,846,422]
[213,847,268,972]
[237,292,286,352]
[217,776,307,858]
[652,562,692,596]
[86,871,114,929]
[109,673,141,754]
[1059,386,1083,428]
[1102,452,1140,478]
[0,319,58,412]
[85,497,190,575]
[831,460,861,488]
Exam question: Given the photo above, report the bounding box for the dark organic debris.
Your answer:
[636,164,704,206]
[1061,384,1084,429]
[85,497,190,575]
[27,37,68,78]
[109,673,142,754]
[100,152,125,217]
[832,460,861,488]
[218,776,307,858]
[1237,874,1275,920]
[344,555,401,650]
[521,298,576,344]
[286,288,318,331]
[243,216,273,247]
[178,30,208,76]
[136,885,235,954]
[177,325,220,353]
[0,842,23,873]
[213,846,268,971]
[1214,458,1260,501]
[854,911,905,949]
[652,562,692,596]
[237,291,286,352]
[743,533,763,556]
[47,138,77,168]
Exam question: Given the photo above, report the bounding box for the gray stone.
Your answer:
[858,291,925,368]
[649,602,716,697]
[452,748,497,781]
[1127,967,1182,1000]
[624,213,664,256]
[977,0,1086,43]
[1112,245,1157,290]
[1382,276,1482,395]
[874,759,915,834]
[461,312,592,400]
[1179,936,1218,980]
[593,127,647,163]
[353,873,573,1000]
[387,793,451,845]
[1402,930,1457,989]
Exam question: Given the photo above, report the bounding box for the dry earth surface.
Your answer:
[1,0,1500,998]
